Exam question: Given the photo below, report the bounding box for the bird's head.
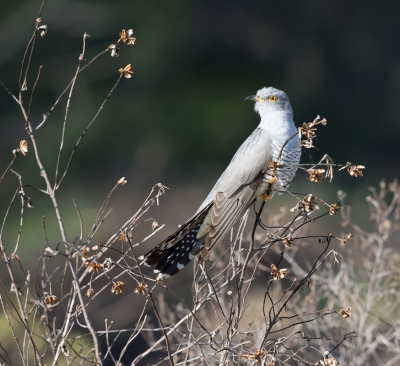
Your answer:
[246,87,293,117]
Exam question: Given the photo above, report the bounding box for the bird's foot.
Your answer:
[262,192,273,202]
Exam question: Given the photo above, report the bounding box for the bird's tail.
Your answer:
[138,204,211,277]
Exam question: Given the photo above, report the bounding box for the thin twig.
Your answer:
[55,33,89,187]
[56,74,123,189]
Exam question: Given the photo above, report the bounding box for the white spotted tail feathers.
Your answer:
[138,204,211,277]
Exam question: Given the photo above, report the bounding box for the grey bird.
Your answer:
[139,87,301,277]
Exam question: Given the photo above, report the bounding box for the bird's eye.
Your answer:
[268,95,278,102]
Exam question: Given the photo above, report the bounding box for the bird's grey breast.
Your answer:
[268,129,301,191]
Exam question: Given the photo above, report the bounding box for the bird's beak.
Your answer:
[245,95,262,102]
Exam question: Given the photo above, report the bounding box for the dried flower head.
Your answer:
[269,160,283,174]
[44,295,58,306]
[88,262,103,274]
[92,244,100,251]
[283,235,293,248]
[300,122,317,139]
[118,230,132,242]
[152,220,159,231]
[291,194,319,214]
[12,254,20,261]
[111,281,125,294]
[243,350,264,362]
[119,64,133,78]
[329,201,343,216]
[347,164,365,177]
[118,29,136,45]
[303,194,319,212]
[109,44,119,57]
[86,288,94,298]
[309,169,325,184]
[343,233,353,244]
[324,356,339,366]
[134,282,148,295]
[19,140,28,155]
[340,307,352,318]
[13,140,28,156]
[271,264,287,280]
[117,177,127,185]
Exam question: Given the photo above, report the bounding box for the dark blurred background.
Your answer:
[0,0,399,363]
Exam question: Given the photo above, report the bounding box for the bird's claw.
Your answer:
[262,192,273,202]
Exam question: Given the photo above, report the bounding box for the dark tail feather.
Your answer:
[139,204,211,277]
[154,221,204,277]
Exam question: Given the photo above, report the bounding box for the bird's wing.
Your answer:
[199,127,273,259]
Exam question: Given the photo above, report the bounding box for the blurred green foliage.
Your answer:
[0,0,397,260]
[2,0,399,177]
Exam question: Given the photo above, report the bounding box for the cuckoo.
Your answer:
[139,87,301,277]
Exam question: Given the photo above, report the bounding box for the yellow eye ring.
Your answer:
[268,95,278,102]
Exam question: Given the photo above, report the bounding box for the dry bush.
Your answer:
[285,182,400,366]
[1,2,399,366]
